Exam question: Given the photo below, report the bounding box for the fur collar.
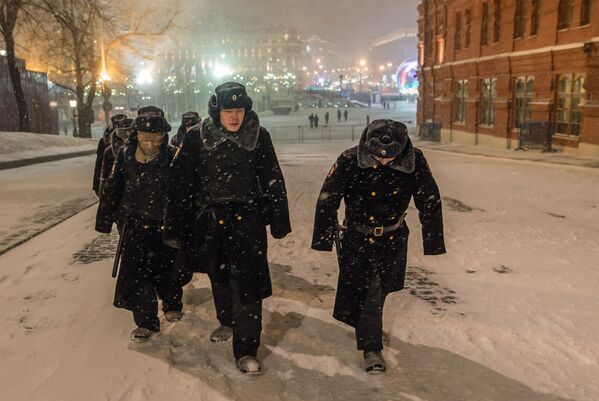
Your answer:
[357,129,416,173]
[200,111,261,151]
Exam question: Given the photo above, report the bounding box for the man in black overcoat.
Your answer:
[93,113,127,196]
[170,111,201,148]
[311,119,446,373]
[95,107,184,343]
[98,118,134,196]
[165,82,291,374]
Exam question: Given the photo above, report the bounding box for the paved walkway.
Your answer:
[416,140,599,169]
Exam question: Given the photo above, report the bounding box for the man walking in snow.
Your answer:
[166,82,291,374]
[96,106,184,342]
[93,113,127,197]
[311,119,446,373]
[170,111,201,148]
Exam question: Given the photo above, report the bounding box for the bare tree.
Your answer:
[34,0,179,137]
[0,0,30,132]
[29,0,106,137]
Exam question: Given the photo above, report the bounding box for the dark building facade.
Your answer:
[417,0,599,157]
[0,55,57,134]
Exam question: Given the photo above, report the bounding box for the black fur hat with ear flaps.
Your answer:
[208,82,253,124]
[134,106,171,133]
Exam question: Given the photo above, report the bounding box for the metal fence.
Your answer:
[0,55,58,134]
[418,122,442,142]
[266,124,363,143]
[517,122,554,152]
[266,121,416,143]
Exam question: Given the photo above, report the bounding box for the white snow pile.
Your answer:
[0,141,597,401]
[0,131,96,162]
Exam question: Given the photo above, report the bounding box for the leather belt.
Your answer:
[346,213,406,237]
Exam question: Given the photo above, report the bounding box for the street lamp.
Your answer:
[358,59,367,93]
[100,71,112,127]
[69,99,78,137]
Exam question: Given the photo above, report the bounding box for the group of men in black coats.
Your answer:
[92,81,446,375]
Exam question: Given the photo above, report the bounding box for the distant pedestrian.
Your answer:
[366,115,370,125]
[314,114,320,128]
[325,112,330,126]
[309,113,314,129]
[337,109,342,122]
[344,109,348,122]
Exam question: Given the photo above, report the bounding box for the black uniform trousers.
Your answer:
[355,270,387,351]
[203,205,264,360]
[115,220,182,332]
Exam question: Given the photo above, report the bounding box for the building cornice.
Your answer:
[422,38,599,71]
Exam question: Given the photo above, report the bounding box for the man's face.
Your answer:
[137,131,165,155]
[220,108,245,132]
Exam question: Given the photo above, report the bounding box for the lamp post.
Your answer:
[69,99,78,137]
[100,71,112,127]
[358,59,366,93]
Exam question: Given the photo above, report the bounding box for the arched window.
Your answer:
[453,80,468,123]
[557,0,572,30]
[580,0,592,26]
[531,0,541,35]
[555,74,585,136]
[514,0,526,38]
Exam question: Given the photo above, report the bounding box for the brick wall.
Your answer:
[418,0,599,157]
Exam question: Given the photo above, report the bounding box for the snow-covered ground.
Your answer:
[0,141,598,401]
[0,156,97,254]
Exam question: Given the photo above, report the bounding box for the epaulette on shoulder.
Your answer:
[341,146,358,158]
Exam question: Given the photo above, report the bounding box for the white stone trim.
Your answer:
[423,40,594,71]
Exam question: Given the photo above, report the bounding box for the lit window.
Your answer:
[555,74,585,136]
[480,78,497,126]
[514,76,534,129]
[453,80,468,123]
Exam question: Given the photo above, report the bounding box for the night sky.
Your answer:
[181,0,419,59]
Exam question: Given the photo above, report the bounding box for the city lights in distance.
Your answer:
[213,64,232,78]
[136,69,154,85]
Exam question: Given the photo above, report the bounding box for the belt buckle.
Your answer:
[373,226,384,237]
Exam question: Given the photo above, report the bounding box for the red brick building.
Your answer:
[417,0,599,157]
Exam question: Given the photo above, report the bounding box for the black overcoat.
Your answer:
[95,133,180,311]
[92,134,109,194]
[312,142,445,327]
[165,113,291,303]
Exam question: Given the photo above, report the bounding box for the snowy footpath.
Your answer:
[0,141,598,401]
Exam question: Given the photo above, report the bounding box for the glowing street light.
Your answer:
[213,64,232,78]
[69,100,78,137]
[136,69,154,85]
[100,71,111,82]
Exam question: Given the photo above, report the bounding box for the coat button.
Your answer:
[236,215,242,221]
[219,219,225,225]
[369,216,375,221]
[393,190,398,195]
[390,235,394,240]
[368,238,375,244]
[371,192,376,197]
